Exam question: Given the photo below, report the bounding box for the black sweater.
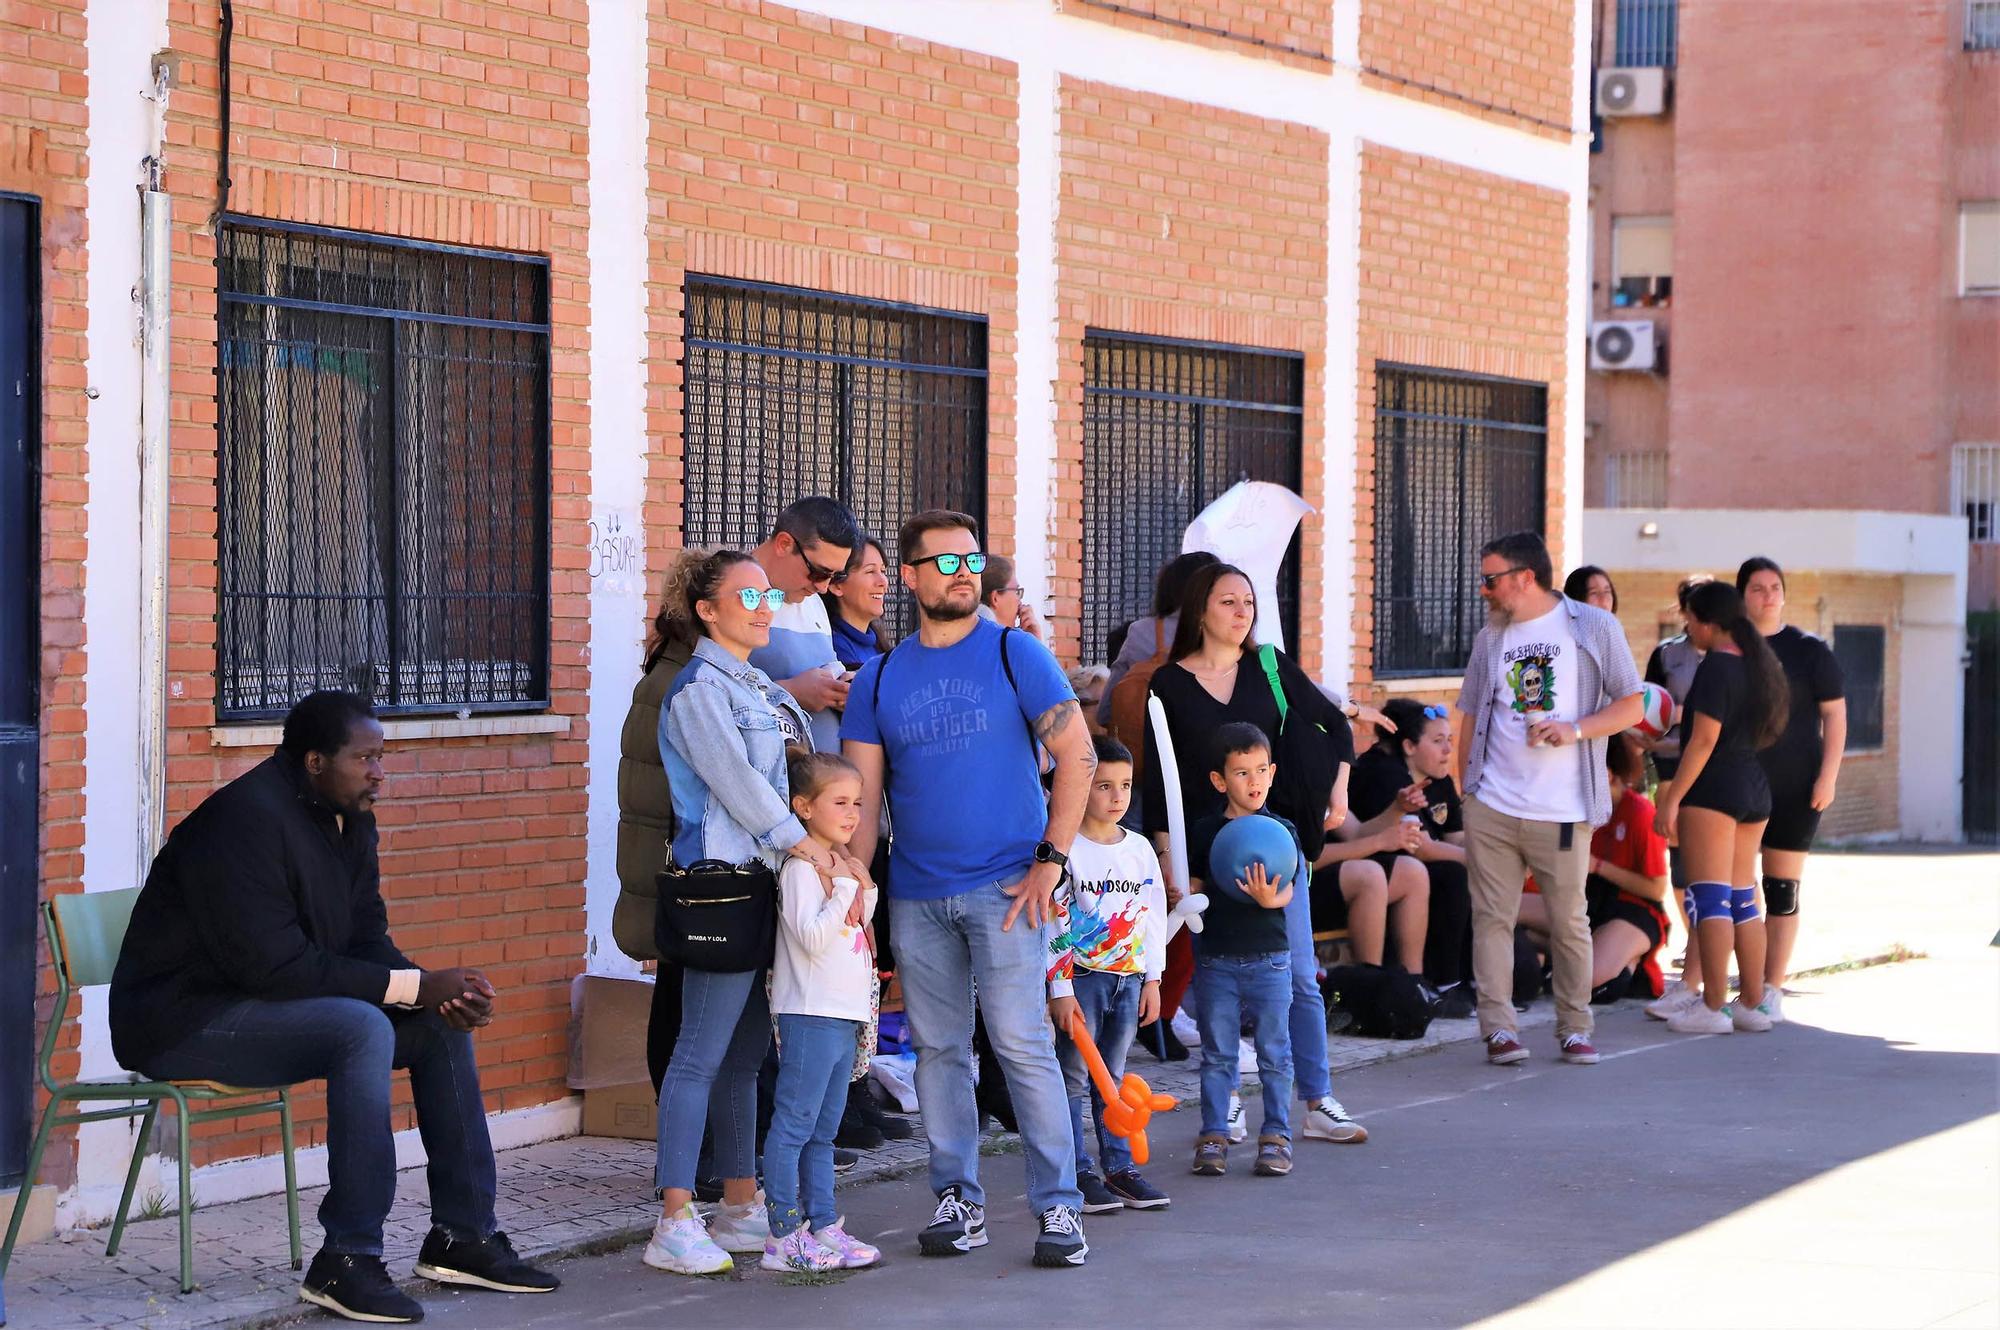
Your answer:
[110,753,414,1071]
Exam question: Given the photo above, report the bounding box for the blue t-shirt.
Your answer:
[749,595,842,753]
[841,619,1073,901]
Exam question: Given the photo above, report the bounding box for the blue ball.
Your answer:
[1207,815,1299,904]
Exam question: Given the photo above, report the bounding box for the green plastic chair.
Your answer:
[0,889,302,1293]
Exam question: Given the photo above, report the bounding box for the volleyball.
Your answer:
[1632,681,1676,740]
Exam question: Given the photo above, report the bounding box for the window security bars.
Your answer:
[216,219,551,721]
[1614,0,1678,67]
[681,277,987,642]
[1081,333,1304,662]
[1833,625,1886,751]
[1373,365,1548,677]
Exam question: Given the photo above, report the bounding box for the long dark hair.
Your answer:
[1169,562,1257,661]
[644,548,757,670]
[1563,565,1616,612]
[1153,550,1220,618]
[1684,581,1789,748]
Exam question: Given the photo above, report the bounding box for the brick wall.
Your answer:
[158,0,592,1164]
[642,0,1020,611]
[1358,0,1575,138]
[1609,570,1900,842]
[1053,76,1328,670]
[0,0,88,1187]
[1057,0,1330,69]
[1353,145,1572,691]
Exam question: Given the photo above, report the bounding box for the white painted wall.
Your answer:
[73,0,172,1227]
[1013,62,1060,628]
[579,0,652,979]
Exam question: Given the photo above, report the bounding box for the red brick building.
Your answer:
[1582,0,1995,845]
[0,0,1588,1236]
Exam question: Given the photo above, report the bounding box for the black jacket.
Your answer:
[110,753,413,1071]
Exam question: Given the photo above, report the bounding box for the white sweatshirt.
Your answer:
[771,858,879,1022]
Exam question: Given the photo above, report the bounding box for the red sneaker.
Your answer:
[1559,1033,1600,1065]
[1485,1030,1529,1065]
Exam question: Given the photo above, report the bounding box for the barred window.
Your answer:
[1081,333,1304,663]
[217,219,551,720]
[682,277,987,640]
[1614,0,1677,67]
[1833,625,1885,751]
[1372,364,1547,677]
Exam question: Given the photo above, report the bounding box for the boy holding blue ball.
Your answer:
[1184,722,1305,1179]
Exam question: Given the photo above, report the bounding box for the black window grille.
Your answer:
[1372,364,1547,677]
[681,277,987,640]
[216,218,551,720]
[1081,332,1304,663]
[1833,625,1885,751]
[1614,0,1677,67]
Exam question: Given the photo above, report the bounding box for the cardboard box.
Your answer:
[567,972,656,1090]
[581,1080,657,1141]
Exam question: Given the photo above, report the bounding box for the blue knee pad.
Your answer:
[1764,877,1800,917]
[1689,882,1733,923]
[1731,886,1761,925]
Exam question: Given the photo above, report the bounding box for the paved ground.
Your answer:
[2,845,1993,1329]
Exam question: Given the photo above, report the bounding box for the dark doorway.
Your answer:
[0,194,39,1188]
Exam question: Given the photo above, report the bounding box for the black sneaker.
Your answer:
[1105,1167,1171,1210]
[918,1184,988,1256]
[413,1229,559,1294]
[1076,1169,1123,1215]
[1031,1204,1089,1268]
[299,1250,424,1324]
[835,1101,886,1150]
[833,1146,860,1173]
[1433,982,1477,1020]
[853,1089,916,1140]
[1136,1020,1189,1062]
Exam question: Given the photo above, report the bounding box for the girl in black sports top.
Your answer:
[1653,583,1789,1037]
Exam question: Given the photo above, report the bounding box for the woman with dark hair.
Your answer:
[1737,555,1845,1023]
[823,535,894,671]
[1098,550,1220,724]
[645,548,832,1277]
[1563,565,1618,613]
[1653,581,1789,1036]
[1142,562,1367,1144]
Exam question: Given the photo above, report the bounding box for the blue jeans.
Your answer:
[1194,951,1293,1140]
[889,881,1082,1216]
[655,967,770,1193]
[1285,886,1332,1103]
[140,997,496,1257]
[1054,968,1143,1176]
[764,1014,858,1235]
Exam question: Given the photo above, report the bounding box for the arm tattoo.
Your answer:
[1033,698,1094,767]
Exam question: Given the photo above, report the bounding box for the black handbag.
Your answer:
[654,859,778,974]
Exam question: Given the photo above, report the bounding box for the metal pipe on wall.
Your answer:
[137,152,169,867]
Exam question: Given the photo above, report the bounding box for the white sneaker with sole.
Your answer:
[1237,1038,1259,1081]
[643,1204,733,1275]
[1645,980,1699,1021]
[1758,986,1786,1024]
[1729,1001,1774,1032]
[707,1195,770,1254]
[1225,1092,1248,1143]
[1666,1002,1733,1035]
[761,1227,841,1273]
[1300,1098,1368,1144]
[1170,1010,1201,1048]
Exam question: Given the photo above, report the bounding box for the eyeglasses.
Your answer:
[1421,705,1448,720]
[732,588,787,611]
[828,571,850,587]
[1478,566,1529,590]
[999,585,1026,596]
[793,546,844,587]
[906,552,989,576]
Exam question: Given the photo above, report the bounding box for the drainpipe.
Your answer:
[136,69,171,866]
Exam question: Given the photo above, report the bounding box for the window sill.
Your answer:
[1372,674,1465,695]
[210,714,572,749]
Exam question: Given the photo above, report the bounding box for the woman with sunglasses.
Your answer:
[645,549,839,1277]
[1141,561,1367,1145]
[1336,699,1472,1015]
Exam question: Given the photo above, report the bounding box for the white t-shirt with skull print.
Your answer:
[1476,601,1588,823]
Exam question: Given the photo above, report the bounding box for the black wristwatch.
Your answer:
[1033,840,1068,869]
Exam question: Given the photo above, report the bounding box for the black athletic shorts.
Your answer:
[1761,784,1823,853]
[1585,876,1666,950]
[1680,756,1771,825]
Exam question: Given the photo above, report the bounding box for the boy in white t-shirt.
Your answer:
[1045,735,1171,1213]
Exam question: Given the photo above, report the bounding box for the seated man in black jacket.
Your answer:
[110,691,558,1324]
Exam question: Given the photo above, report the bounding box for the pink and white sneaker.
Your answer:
[811,1219,881,1269]
[761,1226,841,1273]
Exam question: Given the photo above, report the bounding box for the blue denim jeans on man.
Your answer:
[890,877,1083,1216]
[763,1014,861,1236]
[1284,886,1332,1103]
[1055,967,1142,1176]
[1194,950,1293,1139]
[141,997,497,1256]
[655,967,770,1193]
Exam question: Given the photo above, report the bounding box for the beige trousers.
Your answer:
[1464,794,1594,1041]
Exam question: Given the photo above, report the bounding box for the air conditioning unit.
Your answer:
[1590,321,1662,372]
[1596,67,1668,117]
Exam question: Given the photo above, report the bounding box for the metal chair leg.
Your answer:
[170,1091,194,1294]
[279,1092,302,1270]
[105,1101,160,1258]
[0,1097,63,1274]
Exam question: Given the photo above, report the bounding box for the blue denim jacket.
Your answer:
[660,637,811,869]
